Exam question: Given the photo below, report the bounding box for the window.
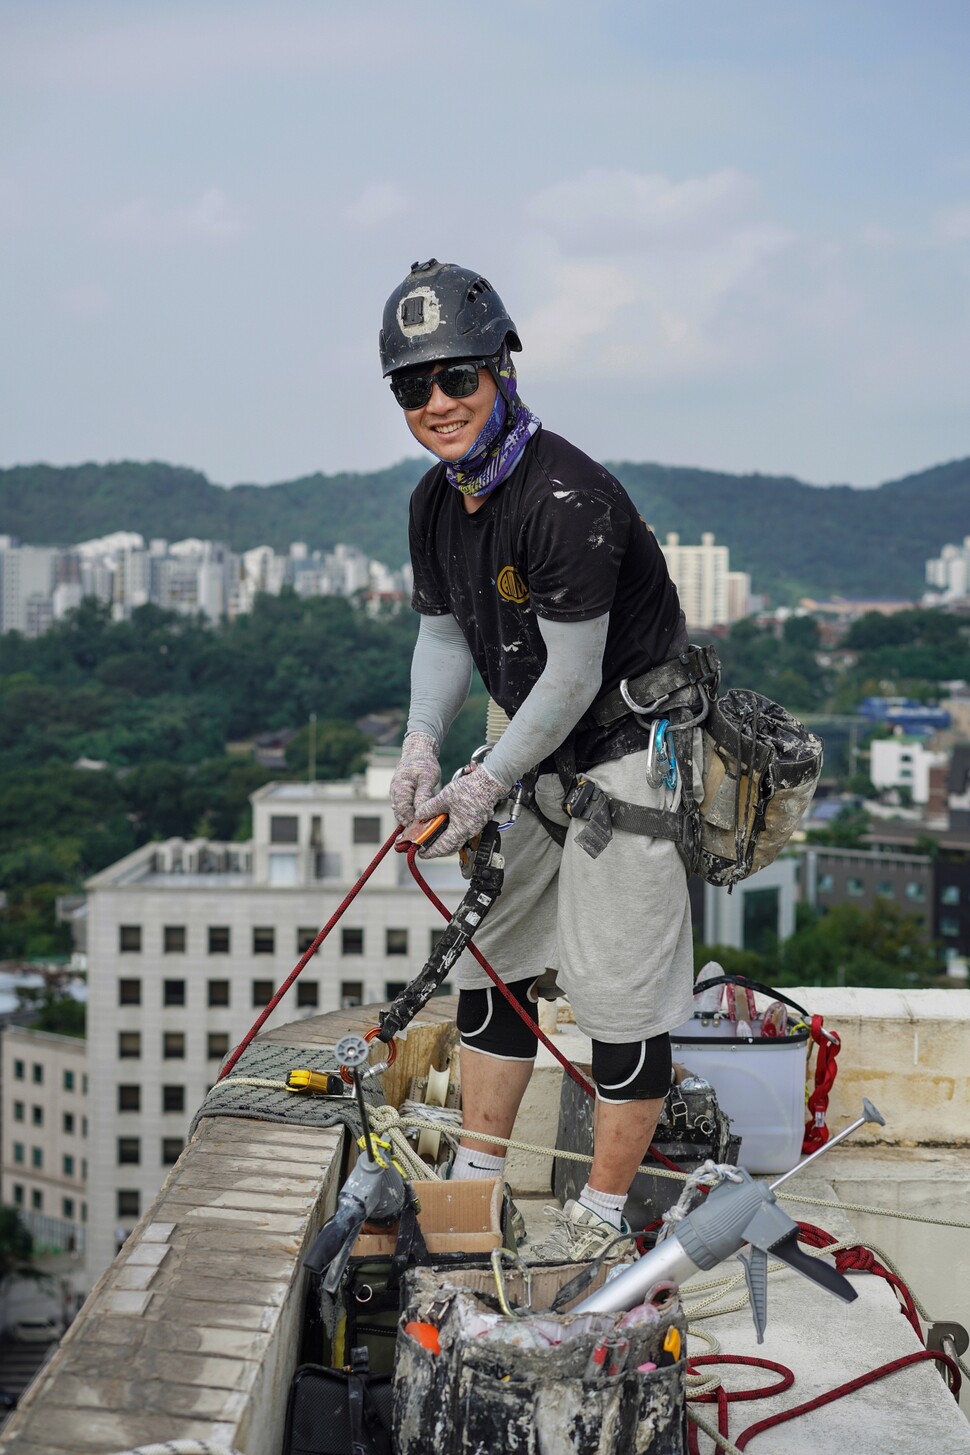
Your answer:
[340,981,364,1009]
[163,1032,186,1059]
[117,1138,140,1165]
[940,885,960,906]
[163,978,186,1006]
[941,917,960,937]
[353,816,381,844]
[119,925,142,952]
[164,925,186,954]
[13,1184,24,1206]
[208,926,231,953]
[64,1068,76,1092]
[162,1084,185,1113]
[269,852,298,885]
[31,1147,43,1169]
[253,926,275,954]
[297,927,319,954]
[905,881,926,902]
[207,1032,230,1061]
[846,877,865,897]
[875,880,894,899]
[31,1189,43,1212]
[208,979,230,1007]
[342,927,364,955]
[118,1084,141,1112]
[162,1137,184,1166]
[63,1112,75,1135]
[63,1198,75,1220]
[63,1154,75,1177]
[31,1105,43,1126]
[82,1116,88,1137]
[270,814,299,843]
[385,981,408,999]
[430,927,446,952]
[386,928,408,956]
[315,850,342,879]
[32,1063,43,1084]
[118,1032,141,1059]
[13,1101,24,1122]
[13,1059,25,1080]
[118,979,141,1006]
[13,1142,24,1164]
[117,1190,140,1219]
[252,980,274,1008]
[297,980,319,1008]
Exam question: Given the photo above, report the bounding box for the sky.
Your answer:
[1,0,969,489]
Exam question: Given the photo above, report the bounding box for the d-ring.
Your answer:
[618,679,668,716]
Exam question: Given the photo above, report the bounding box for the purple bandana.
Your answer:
[444,346,541,500]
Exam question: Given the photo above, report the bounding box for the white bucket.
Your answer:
[670,1017,809,1174]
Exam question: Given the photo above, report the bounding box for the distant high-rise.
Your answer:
[659,531,750,630]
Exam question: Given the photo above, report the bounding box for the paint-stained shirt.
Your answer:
[408,427,687,768]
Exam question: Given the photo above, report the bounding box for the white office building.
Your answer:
[0,1026,88,1250]
[82,751,461,1278]
[660,532,750,631]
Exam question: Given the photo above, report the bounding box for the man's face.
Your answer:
[400,362,498,462]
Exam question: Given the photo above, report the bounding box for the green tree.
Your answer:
[777,902,942,987]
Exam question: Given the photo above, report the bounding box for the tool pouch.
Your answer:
[283,1350,393,1455]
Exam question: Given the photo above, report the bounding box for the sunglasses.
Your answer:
[389,359,487,411]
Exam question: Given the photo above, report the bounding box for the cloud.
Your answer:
[344,183,408,228]
[935,204,970,242]
[1,7,415,96]
[96,188,244,247]
[526,167,762,253]
[519,168,793,377]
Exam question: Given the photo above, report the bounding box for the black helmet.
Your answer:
[379,258,522,376]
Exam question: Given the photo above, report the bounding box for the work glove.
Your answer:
[390,732,441,826]
[414,764,506,859]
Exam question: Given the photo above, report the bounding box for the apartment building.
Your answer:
[0,1026,88,1250]
[82,751,460,1278]
[659,531,750,631]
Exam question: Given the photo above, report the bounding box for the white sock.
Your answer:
[578,1183,627,1230]
[450,1146,506,1181]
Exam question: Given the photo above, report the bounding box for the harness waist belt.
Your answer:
[582,644,720,729]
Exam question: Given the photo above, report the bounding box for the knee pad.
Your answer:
[591,1033,672,1103]
[457,979,538,1061]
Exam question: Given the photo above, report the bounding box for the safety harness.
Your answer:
[550,643,721,871]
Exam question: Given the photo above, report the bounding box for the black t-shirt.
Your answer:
[409,427,687,769]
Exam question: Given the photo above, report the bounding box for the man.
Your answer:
[381,259,704,1260]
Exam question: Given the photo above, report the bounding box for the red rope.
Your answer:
[733,1350,961,1449]
[802,1015,840,1154]
[217,824,403,1080]
[687,1356,794,1452]
[404,845,687,1175]
[796,1222,923,1341]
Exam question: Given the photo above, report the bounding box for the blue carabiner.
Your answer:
[654,719,678,793]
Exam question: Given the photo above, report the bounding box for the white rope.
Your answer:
[658,1160,744,1242]
[686,1407,746,1455]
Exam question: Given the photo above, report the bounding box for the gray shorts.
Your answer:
[453,745,697,1043]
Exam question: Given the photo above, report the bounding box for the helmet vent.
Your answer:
[466,278,493,302]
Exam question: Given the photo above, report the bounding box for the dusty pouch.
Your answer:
[698,688,823,888]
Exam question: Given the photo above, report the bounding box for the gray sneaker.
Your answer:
[530,1198,634,1263]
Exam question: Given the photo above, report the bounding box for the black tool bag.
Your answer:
[283,1349,393,1455]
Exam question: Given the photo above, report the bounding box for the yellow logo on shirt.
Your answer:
[496,566,529,604]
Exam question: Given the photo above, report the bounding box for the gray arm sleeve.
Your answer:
[405,613,474,746]
[484,613,609,791]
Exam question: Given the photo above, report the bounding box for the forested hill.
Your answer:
[2,454,967,602]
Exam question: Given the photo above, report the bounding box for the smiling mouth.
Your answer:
[431,422,467,436]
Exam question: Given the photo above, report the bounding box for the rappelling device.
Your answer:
[303,1034,408,1292]
[573,1099,886,1342]
[375,818,505,1045]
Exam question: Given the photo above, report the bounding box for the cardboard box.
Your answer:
[351,1178,504,1257]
